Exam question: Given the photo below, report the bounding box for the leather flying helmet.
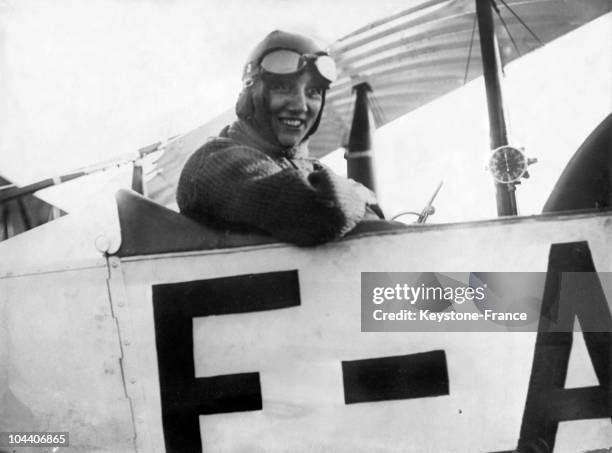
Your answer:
[235,30,336,142]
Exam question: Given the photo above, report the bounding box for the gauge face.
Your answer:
[488,146,527,183]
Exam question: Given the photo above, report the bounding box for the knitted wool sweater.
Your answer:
[176,120,377,246]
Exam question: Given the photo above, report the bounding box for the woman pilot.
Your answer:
[177,30,381,246]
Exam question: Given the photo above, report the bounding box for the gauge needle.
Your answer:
[504,149,510,172]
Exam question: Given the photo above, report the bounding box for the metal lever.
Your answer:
[417,181,444,224]
[391,181,444,224]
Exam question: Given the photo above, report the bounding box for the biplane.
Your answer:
[1,1,611,452]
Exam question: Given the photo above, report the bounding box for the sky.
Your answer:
[0,1,611,223]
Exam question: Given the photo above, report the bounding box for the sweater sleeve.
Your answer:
[176,142,367,246]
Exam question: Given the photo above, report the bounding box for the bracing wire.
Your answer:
[367,90,378,125]
[463,13,478,85]
[497,0,543,45]
[368,91,385,127]
[492,0,522,60]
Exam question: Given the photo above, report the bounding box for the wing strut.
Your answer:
[346,82,378,193]
[476,0,517,216]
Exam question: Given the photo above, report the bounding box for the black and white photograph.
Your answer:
[1,0,611,451]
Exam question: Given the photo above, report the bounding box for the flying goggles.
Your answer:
[258,49,337,84]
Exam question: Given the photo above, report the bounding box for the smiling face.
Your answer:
[258,71,325,147]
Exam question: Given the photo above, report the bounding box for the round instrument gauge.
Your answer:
[487,145,528,184]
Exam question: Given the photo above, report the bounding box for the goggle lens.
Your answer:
[259,50,337,83]
[313,55,337,83]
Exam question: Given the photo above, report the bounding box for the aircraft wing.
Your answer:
[0,175,65,241]
[309,0,611,157]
